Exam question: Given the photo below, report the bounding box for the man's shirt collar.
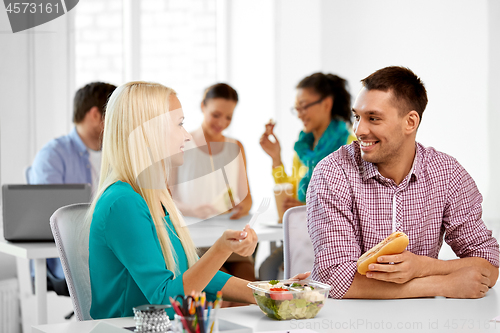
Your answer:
[359,142,423,184]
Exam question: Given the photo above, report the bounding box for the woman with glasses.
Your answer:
[259,72,355,280]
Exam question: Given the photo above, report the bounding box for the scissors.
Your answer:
[174,294,196,316]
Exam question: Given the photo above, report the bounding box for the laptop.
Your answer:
[2,184,91,242]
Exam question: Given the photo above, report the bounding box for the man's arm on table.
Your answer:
[343,266,491,299]
[344,251,496,299]
[365,251,498,287]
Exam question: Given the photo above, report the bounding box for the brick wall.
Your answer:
[140,0,217,129]
[74,0,217,130]
[74,0,123,89]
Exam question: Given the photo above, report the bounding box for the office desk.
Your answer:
[32,288,500,332]
[0,213,283,326]
[185,213,283,247]
[0,238,58,325]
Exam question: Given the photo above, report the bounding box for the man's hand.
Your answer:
[366,250,427,284]
[442,266,491,299]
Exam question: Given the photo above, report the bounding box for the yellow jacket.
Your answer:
[272,134,356,200]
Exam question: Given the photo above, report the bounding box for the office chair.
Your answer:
[50,203,92,321]
[283,205,314,279]
[24,166,31,184]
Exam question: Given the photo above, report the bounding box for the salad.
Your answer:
[247,279,331,320]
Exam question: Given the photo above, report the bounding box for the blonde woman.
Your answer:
[87,82,258,319]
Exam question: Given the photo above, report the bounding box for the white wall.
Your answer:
[219,0,499,222]
[484,0,500,221]
[225,0,277,204]
[320,0,497,220]
[0,6,75,325]
[274,0,322,177]
[0,10,73,185]
[0,7,73,281]
[226,0,324,211]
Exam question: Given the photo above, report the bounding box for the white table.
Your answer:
[0,238,58,326]
[32,288,500,332]
[0,214,283,326]
[185,213,283,247]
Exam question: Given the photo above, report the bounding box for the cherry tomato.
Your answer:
[269,288,293,300]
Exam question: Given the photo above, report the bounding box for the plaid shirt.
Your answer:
[307,141,499,299]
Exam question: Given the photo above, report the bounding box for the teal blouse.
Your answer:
[89,181,231,319]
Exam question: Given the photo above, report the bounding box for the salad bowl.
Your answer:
[247,279,331,320]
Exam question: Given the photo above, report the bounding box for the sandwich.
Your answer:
[357,232,409,275]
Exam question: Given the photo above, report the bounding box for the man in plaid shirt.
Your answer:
[307,66,499,299]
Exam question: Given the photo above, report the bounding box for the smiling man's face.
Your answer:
[352,87,408,168]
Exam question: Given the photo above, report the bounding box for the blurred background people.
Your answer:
[171,83,255,283]
[29,82,117,195]
[258,73,355,280]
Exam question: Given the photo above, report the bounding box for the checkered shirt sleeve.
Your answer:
[442,161,499,266]
[307,157,360,299]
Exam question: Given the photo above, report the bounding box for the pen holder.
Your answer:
[173,313,218,333]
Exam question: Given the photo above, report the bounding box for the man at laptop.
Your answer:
[28,81,116,296]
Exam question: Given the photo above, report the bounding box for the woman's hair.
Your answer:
[85,81,198,276]
[297,73,352,124]
[202,83,238,105]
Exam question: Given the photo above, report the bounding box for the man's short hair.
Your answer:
[361,66,428,122]
[73,82,117,124]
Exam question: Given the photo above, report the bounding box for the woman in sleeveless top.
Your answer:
[171,83,255,283]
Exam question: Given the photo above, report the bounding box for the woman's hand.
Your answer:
[216,224,258,257]
[184,225,257,295]
[283,197,304,211]
[259,121,282,167]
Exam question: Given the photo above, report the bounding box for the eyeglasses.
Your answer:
[290,97,325,116]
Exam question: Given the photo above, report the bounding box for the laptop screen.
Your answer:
[2,184,91,242]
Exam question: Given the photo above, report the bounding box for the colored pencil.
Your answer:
[170,297,192,333]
